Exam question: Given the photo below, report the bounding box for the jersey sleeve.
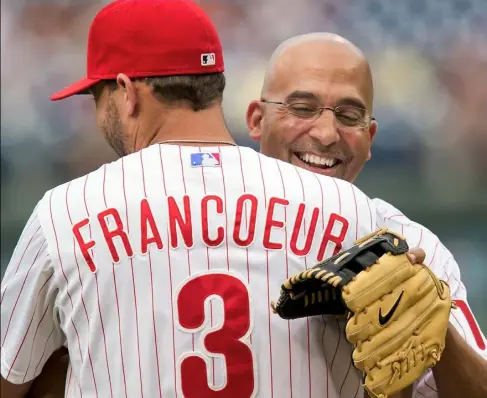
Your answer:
[1,203,63,384]
[373,198,487,397]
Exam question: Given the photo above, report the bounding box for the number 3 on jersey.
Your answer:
[176,271,257,397]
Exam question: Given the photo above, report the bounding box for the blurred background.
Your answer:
[1,0,486,330]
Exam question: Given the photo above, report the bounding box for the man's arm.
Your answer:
[25,347,69,398]
[433,324,487,398]
[1,347,69,398]
[1,377,33,398]
[373,198,487,397]
[1,202,64,393]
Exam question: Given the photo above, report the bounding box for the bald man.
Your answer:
[248,33,375,183]
[247,33,487,398]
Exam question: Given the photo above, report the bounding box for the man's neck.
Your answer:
[145,105,235,148]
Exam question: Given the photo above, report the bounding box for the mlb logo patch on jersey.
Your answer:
[191,152,221,167]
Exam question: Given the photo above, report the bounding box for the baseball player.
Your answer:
[246,33,487,397]
[1,1,406,398]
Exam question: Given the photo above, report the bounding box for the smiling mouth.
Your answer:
[294,152,342,169]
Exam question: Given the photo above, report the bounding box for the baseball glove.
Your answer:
[271,228,454,398]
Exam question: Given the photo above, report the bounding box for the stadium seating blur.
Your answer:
[1,0,486,328]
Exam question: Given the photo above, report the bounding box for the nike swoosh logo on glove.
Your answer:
[378,290,404,325]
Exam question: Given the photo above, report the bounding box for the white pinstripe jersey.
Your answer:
[1,145,485,398]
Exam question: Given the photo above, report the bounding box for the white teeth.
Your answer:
[299,153,337,167]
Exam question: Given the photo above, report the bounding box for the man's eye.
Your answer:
[337,112,360,120]
[335,107,365,126]
[289,104,317,117]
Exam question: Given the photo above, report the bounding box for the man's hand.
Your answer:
[406,247,426,264]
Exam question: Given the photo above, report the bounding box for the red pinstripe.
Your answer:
[275,161,293,397]
[351,185,359,240]
[237,147,251,347]
[48,191,86,396]
[320,316,329,398]
[417,229,424,248]
[427,241,440,270]
[236,149,251,271]
[217,147,230,271]
[339,359,353,396]
[451,311,468,340]
[332,178,342,214]
[32,327,57,384]
[0,225,41,305]
[102,166,128,398]
[158,146,178,397]
[257,154,268,204]
[177,147,194,352]
[66,365,73,396]
[2,242,46,349]
[198,147,211,271]
[21,274,54,382]
[83,174,113,397]
[330,319,341,371]
[429,240,451,285]
[325,176,345,392]
[366,196,373,232]
[140,150,163,398]
[311,174,325,230]
[352,374,360,398]
[197,147,216,386]
[8,271,53,379]
[257,153,274,398]
[424,375,438,392]
[121,157,144,397]
[449,266,462,288]
[67,181,99,397]
[315,174,329,398]
[293,166,312,398]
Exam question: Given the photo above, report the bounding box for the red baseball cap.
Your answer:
[50,0,224,101]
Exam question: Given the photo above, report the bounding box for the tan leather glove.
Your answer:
[272,229,454,398]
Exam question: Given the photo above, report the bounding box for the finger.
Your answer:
[406,247,426,264]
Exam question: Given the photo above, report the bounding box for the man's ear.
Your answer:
[246,100,264,141]
[366,119,378,160]
[116,73,138,117]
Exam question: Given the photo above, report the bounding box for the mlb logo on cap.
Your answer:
[201,53,216,66]
[191,152,221,167]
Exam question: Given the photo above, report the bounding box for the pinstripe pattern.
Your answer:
[3,146,483,398]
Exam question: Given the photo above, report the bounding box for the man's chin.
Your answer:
[291,153,344,179]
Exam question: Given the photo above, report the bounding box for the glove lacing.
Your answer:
[361,335,440,386]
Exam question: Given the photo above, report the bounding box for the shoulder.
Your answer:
[36,158,122,228]
[372,197,462,284]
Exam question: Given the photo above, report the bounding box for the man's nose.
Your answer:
[307,111,340,146]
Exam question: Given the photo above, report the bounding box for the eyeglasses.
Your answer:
[261,99,375,128]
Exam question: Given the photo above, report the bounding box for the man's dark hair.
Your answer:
[106,73,225,111]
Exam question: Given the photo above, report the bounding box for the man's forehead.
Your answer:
[277,43,365,82]
[265,38,373,108]
[275,65,369,106]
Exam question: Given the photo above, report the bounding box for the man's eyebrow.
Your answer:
[285,90,320,102]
